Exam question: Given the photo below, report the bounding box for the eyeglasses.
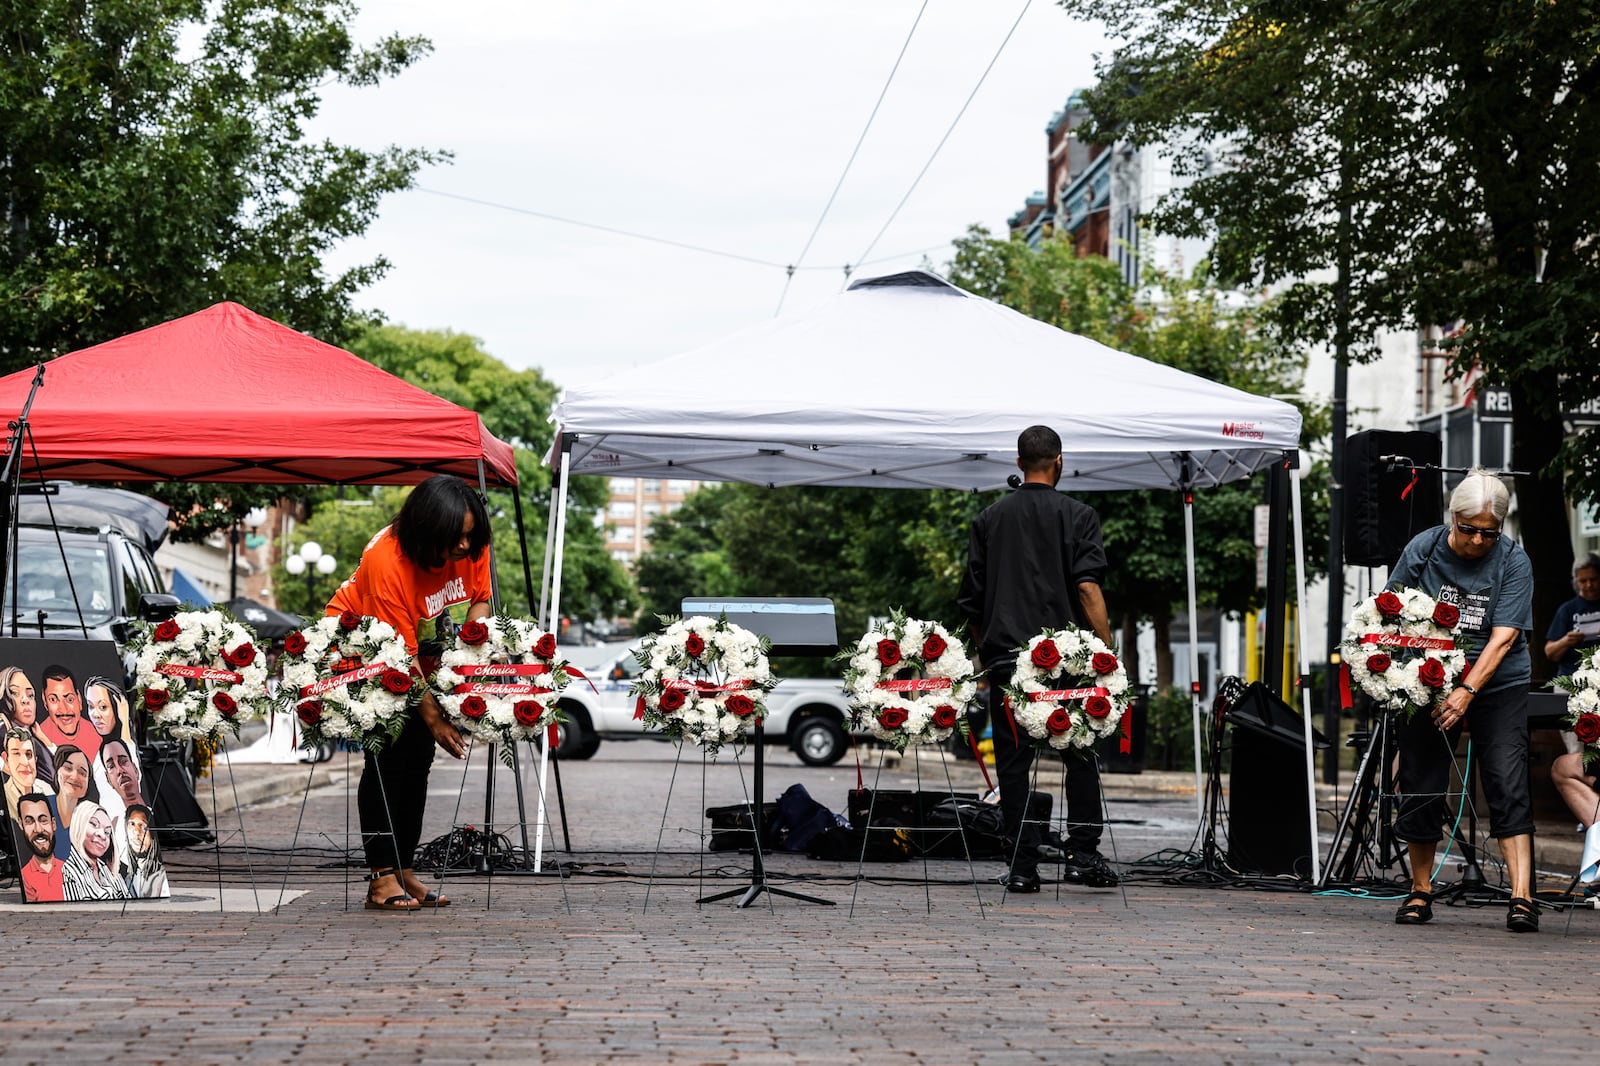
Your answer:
[1455,522,1502,541]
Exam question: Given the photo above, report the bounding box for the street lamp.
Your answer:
[284,541,339,611]
[228,507,270,602]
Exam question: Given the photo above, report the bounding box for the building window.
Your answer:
[609,477,635,493]
[667,479,692,495]
[613,526,635,542]
[610,502,636,519]
[642,479,661,493]
[643,503,662,518]
[611,549,634,563]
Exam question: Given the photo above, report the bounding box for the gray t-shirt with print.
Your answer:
[1387,525,1533,694]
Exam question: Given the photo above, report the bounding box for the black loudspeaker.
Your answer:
[1343,429,1443,567]
[140,741,213,848]
[1226,683,1326,877]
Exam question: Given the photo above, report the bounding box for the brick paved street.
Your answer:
[3,741,1595,1064]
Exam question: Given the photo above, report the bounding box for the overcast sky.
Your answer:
[313,2,1112,392]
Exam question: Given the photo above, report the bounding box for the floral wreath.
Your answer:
[1339,587,1467,720]
[276,611,420,750]
[629,615,777,757]
[841,612,975,752]
[1002,626,1130,752]
[1557,648,1600,769]
[435,616,585,756]
[132,610,272,742]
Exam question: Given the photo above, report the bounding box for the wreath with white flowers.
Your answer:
[841,612,975,752]
[1557,648,1600,769]
[1002,626,1131,752]
[1340,587,1467,720]
[275,611,420,751]
[132,610,271,742]
[629,615,777,757]
[435,616,578,756]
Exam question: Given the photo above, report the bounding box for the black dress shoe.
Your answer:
[1004,870,1041,893]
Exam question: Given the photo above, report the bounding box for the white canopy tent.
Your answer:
[543,270,1318,877]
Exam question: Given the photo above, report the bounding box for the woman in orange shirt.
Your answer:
[328,475,493,911]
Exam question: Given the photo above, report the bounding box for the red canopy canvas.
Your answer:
[0,302,518,486]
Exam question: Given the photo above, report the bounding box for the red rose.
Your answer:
[212,691,238,718]
[1091,652,1118,675]
[296,700,322,725]
[932,704,959,729]
[685,632,706,659]
[658,686,687,713]
[1574,713,1600,745]
[1374,591,1404,619]
[1366,653,1392,674]
[459,620,489,646]
[460,695,488,719]
[1432,602,1461,628]
[143,687,169,710]
[1031,639,1062,671]
[876,639,902,668]
[513,701,542,727]
[726,694,756,718]
[381,670,413,695]
[333,657,362,676]
[153,619,181,642]
[283,631,308,656]
[877,706,909,730]
[534,634,558,659]
[1046,707,1073,735]
[224,642,256,668]
[1418,657,1447,688]
[1084,695,1112,719]
[921,633,948,661]
[338,610,362,631]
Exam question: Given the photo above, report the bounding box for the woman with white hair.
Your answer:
[1387,468,1537,932]
[61,800,129,901]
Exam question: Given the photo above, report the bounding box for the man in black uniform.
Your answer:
[957,425,1118,893]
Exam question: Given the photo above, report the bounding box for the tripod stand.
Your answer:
[1320,707,1407,888]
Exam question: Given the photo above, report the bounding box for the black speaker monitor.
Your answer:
[1225,682,1324,877]
[1343,429,1443,568]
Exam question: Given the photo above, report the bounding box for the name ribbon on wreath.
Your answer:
[1356,634,1457,650]
[875,678,954,692]
[300,663,388,697]
[1027,686,1109,701]
[156,664,244,684]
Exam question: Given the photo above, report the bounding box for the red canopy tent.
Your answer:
[0,302,518,486]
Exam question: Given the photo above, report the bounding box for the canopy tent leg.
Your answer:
[1289,459,1321,884]
[538,461,559,625]
[535,439,574,873]
[1184,485,1204,824]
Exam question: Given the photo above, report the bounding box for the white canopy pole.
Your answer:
[534,440,574,873]
[537,470,558,626]
[1184,487,1204,823]
[1289,463,1321,883]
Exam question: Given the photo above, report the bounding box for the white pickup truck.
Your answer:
[551,639,855,766]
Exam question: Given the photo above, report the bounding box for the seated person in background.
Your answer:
[1553,750,1600,830]
[1546,553,1600,677]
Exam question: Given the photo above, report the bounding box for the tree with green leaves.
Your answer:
[3,0,441,541]
[1065,0,1600,659]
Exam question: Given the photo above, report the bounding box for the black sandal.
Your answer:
[364,867,420,912]
[1506,896,1539,933]
[1395,889,1434,925]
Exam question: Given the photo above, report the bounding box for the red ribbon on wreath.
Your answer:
[300,663,386,697]
[157,664,244,684]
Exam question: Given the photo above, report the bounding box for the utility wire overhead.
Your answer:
[775,0,931,317]
[847,0,1034,280]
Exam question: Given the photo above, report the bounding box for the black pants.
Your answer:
[358,709,437,870]
[987,670,1103,874]
[1394,684,1533,844]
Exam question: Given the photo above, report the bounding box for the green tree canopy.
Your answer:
[3,0,443,540]
[1065,0,1600,648]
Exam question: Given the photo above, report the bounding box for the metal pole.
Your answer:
[534,438,574,873]
[1181,460,1205,824]
[1289,458,1322,884]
